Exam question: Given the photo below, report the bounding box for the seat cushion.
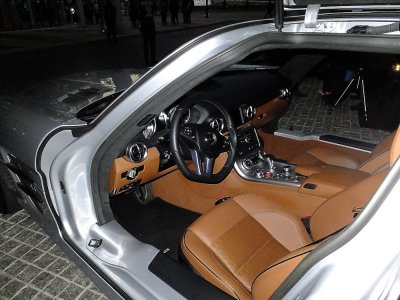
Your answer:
[291,147,361,169]
[181,194,311,300]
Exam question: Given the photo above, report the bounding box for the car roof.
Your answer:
[285,0,399,6]
[295,0,398,3]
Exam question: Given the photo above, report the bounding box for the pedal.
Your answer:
[133,184,153,204]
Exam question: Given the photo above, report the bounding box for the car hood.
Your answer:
[0,68,147,167]
[0,68,147,126]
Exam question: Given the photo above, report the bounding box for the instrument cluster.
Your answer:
[141,106,191,140]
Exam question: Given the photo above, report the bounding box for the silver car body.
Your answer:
[1,6,400,299]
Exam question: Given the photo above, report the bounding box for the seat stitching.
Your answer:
[209,248,252,295]
[235,235,275,276]
[250,249,314,293]
[182,230,241,299]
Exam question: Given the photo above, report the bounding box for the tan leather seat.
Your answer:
[290,130,396,173]
[181,127,400,299]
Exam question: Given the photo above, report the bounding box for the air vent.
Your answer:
[239,104,256,123]
[125,143,148,163]
[6,153,44,214]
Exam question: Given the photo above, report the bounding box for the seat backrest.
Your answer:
[309,169,388,241]
[390,126,400,167]
[358,129,397,173]
[251,244,317,299]
[251,127,400,299]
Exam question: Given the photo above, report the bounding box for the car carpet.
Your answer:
[110,194,200,261]
[148,251,234,300]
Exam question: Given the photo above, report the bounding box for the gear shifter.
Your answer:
[258,150,274,170]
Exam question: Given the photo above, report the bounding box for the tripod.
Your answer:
[330,67,368,122]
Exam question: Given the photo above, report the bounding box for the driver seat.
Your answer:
[181,127,400,299]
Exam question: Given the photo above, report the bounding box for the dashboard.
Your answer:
[108,95,290,196]
[108,68,290,195]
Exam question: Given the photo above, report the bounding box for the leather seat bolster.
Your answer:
[251,245,317,300]
[390,126,400,167]
[306,147,361,169]
[371,131,396,158]
[310,169,389,240]
[358,150,390,173]
[181,229,247,300]
[181,195,310,299]
[234,194,312,251]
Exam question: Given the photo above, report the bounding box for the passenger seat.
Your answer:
[290,129,396,174]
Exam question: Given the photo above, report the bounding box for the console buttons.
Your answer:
[255,169,264,178]
[242,159,253,169]
[283,165,291,173]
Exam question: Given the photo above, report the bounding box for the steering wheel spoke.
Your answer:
[190,150,202,175]
[204,157,215,175]
[190,150,215,176]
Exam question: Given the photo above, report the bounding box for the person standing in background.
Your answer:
[104,0,117,44]
[169,0,179,25]
[139,0,157,66]
[160,0,168,25]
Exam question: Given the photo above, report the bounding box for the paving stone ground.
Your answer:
[279,77,389,144]
[0,210,107,300]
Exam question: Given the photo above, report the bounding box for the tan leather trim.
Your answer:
[250,97,289,129]
[371,130,396,157]
[251,246,316,300]
[305,147,361,169]
[296,165,325,176]
[181,197,308,299]
[258,131,370,163]
[310,169,389,240]
[358,150,390,174]
[108,147,177,194]
[390,126,400,167]
[298,165,369,199]
[233,194,312,251]
[152,161,326,217]
[181,231,243,300]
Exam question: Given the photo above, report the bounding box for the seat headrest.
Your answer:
[390,126,400,167]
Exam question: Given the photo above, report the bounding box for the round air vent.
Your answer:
[244,105,256,119]
[125,143,148,163]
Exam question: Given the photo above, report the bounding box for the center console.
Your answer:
[234,125,306,187]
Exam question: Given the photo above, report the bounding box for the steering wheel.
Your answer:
[170,97,238,184]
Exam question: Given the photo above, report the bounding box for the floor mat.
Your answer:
[110,194,200,261]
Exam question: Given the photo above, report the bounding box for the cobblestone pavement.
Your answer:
[0,210,107,300]
[279,77,389,144]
